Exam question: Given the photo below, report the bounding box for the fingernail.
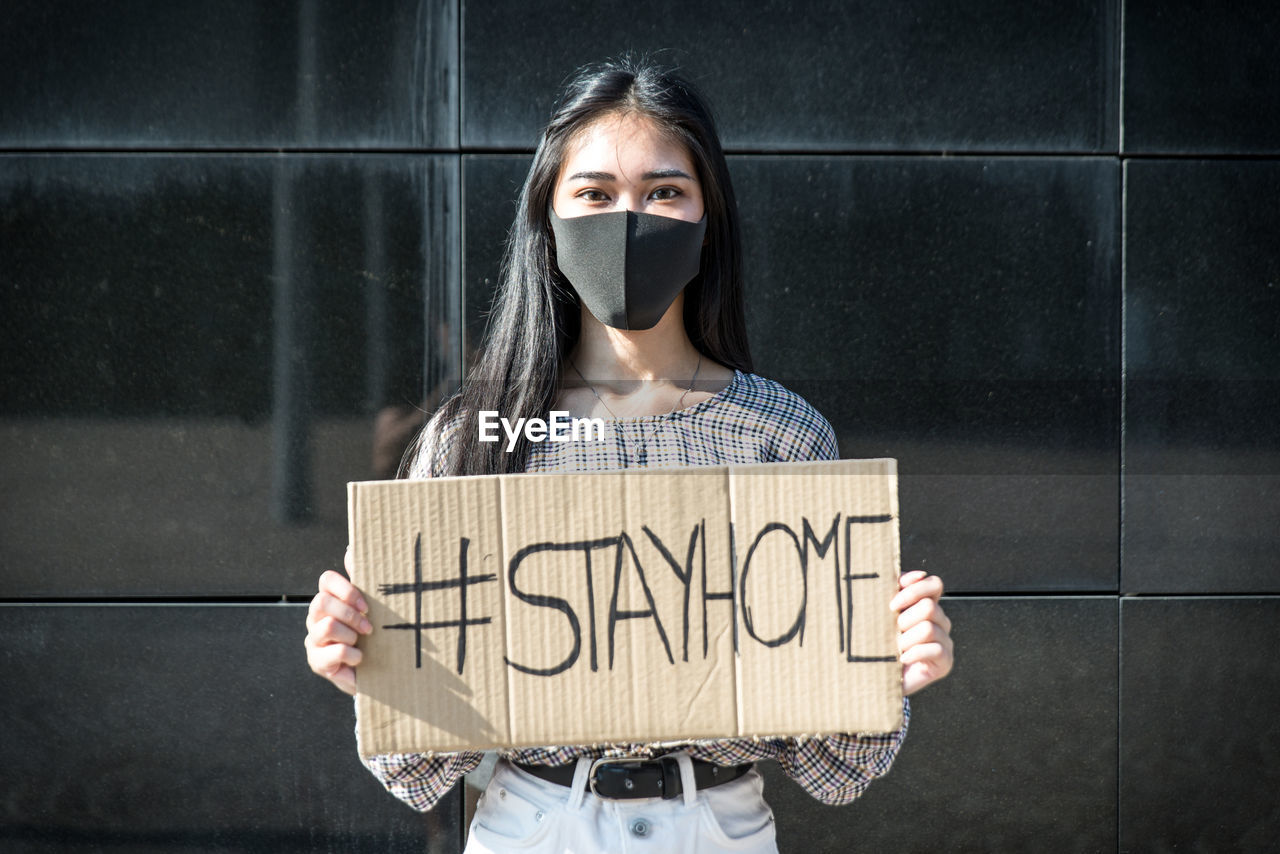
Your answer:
[357,598,369,614]
[360,617,373,634]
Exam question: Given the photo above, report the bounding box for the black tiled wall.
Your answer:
[0,1,458,148]
[1,605,461,852]
[1120,598,1280,850]
[767,597,1119,853]
[1122,159,1280,594]
[462,0,1118,152]
[1122,1,1280,154]
[4,1,1277,851]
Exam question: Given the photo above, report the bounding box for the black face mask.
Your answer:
[549,208,707,330]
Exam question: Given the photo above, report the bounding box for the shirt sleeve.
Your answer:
[688,698,909,806]
[761,381,839,464]
[774,698,910,805]
[358,745,485,812]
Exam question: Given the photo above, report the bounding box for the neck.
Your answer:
[570,296,702,385]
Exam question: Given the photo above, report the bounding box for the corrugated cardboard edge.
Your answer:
[346,481,359,686]
[726,465,746,739]
[346,482,367,755]
[498,475,514,752]
[882,458,906,734]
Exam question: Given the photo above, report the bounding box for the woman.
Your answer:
[305,56,954,853]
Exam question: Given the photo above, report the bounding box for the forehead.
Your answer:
[559,113,697,175]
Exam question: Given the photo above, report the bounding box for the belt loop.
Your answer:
[673,752,698,807]
[566,756,593,811]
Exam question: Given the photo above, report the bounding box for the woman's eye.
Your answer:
[650,187,681,201]
[577,189,609,202]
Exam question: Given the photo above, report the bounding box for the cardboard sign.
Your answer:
[347,458,903,756]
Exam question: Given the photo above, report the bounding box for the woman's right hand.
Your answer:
[304,548,373,696]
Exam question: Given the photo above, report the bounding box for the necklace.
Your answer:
[568,354,703,465]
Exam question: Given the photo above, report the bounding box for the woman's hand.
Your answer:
[304,548,373,696]
[891,570,954,697]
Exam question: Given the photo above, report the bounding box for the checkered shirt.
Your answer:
[360,370,910,811]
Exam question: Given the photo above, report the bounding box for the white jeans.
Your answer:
[464,755,779,854]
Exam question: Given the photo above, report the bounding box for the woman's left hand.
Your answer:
[890,570,955,696]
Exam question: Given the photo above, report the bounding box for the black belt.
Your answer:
[512,756,754,800]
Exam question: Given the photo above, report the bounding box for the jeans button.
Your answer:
[630,818,650,838]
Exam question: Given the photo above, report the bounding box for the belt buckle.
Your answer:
[588,755,652,799]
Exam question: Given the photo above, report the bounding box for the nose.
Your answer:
[619,192,644,213]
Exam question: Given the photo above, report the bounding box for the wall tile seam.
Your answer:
[1119,151,1280,161]
[1118,150,1128,614]
[942,593,1120,599]
[0,147,470,157]
[460,148,1129,159]
[1117,593,1280,601]
[11,148,1280,161]
[0,599,304,607]
[457,149,1275,160]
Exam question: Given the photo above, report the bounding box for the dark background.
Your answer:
[2,1,1278,851]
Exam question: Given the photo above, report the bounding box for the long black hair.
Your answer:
[419,56,752,477]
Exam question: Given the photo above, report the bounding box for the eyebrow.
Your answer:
[565,168,694,182]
